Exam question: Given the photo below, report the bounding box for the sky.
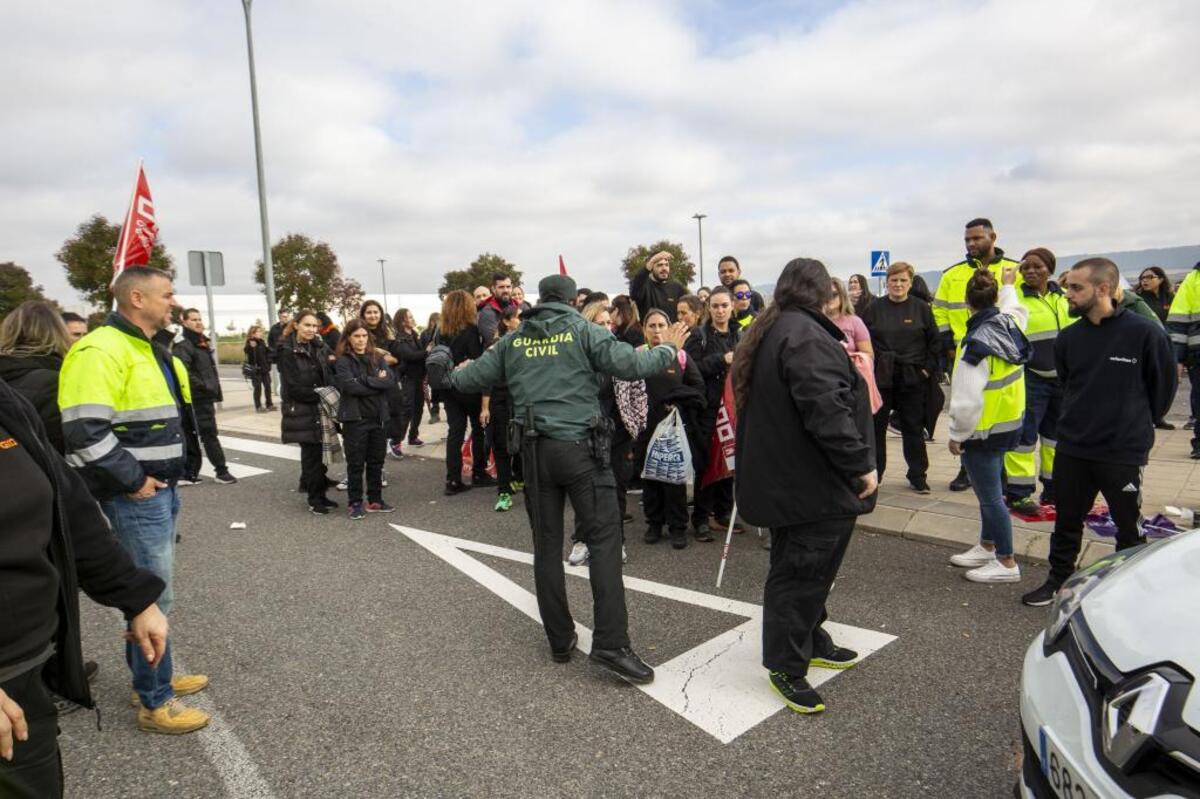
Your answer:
[4,0,1199,309]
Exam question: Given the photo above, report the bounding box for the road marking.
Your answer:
[219,435,300,461]
[392,525,897,744]
[197,461,272,480]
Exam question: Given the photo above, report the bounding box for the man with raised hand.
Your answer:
[630,250,687,323]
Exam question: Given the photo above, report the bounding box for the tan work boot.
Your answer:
[136,698,210,734]
[130,674,210,707]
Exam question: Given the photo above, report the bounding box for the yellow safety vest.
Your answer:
[955,342,1025,441]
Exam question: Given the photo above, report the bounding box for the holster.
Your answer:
[588,414,614,468]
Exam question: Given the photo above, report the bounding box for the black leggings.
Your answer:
[444,391,487,483]
[299,441,328,505]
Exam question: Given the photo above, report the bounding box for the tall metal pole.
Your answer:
[242,0,277,328]
[692,213,707,288]
[378,258,388,315]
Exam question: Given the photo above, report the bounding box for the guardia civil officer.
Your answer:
[450,274,689,684]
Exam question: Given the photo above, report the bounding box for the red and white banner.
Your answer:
[700,374,736,488]
[111,161,159,284]
[558,254,568,276]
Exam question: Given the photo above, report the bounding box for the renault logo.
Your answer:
[1102,672,1171,770]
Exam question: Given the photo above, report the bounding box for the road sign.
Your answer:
[187,250,226,343]
[392,524,897,743]
[870,250,890,277]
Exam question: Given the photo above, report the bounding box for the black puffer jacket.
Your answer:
[389,329,426,381]
[736,307,877,527]
[0,353,65,453]
[243,337,270,374]
[174,328,223,403]
[0,379,164,709]
[278,334,333,445]
[334,352,393,424]
[686,323,739,423]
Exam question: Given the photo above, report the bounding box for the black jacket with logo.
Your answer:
[174,328,223,403]
[1055,306,1176,465]
[736,308,877,527]
[0,378,164,707]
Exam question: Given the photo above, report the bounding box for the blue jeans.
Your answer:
[101,487,179,709]
[961,447,1013,558]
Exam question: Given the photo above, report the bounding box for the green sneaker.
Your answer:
[769,671,825,714]
[1007,496,1041,515]
[510,480,524,491]
[494,493,513,512]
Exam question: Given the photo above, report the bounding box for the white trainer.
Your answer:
[568,541,589,566]
[622,545,628,564]
[949,543,996,568]
[964,559,1021,583]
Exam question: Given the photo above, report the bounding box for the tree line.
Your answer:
[1,213,699,322]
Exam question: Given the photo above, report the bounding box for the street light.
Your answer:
[241,0,277,328]
[378,258,388,315]
[692,213,707,287]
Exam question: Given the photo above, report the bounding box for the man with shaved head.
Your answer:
[58,266,212,734]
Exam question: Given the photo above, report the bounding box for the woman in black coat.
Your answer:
[637,309,706,551]
[438,291,491,494]
[277,310,336,513]
[731,258,878,714]
[242,325,273,411]
[390,308,427,447]
[335,319,395,519]
[0,301,72,453]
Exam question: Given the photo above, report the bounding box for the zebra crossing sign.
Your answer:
[870,250,890,276]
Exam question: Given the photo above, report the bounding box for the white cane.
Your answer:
[715,499,738,589]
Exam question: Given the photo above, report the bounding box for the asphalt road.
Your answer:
[61,441,1049,798]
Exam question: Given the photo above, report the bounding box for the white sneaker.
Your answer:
[567,541,589,566]
[949,543,996,568]
[622,545,628,564]
[964,559,1021,583]
[336,478,348,491]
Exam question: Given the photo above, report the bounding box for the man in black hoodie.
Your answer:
[0,378,168,798]
[174,309,235,485]
[629,250,686,323]
[1021,258,1176,607]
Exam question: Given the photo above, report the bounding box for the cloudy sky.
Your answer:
[4,0,1198,307]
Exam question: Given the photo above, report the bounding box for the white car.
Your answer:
[1018,531,1200,798]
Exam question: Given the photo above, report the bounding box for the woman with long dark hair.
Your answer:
[390,308,426,446]
[731,258,877,714]
[242,325,273,412]
[0,300,73,452]
[481,305,523,512]
[609,295,645,347]
[420,311,442,423]
[438,291,491,494]
[358,299,405,457]
[334,319,395,519]
[1136,266,1173,324]
[277,310,337,514]
[848,273,874,316]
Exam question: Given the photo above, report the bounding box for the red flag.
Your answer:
[700,374,737,487]
[558,254,568,275]
[111,161,159,284]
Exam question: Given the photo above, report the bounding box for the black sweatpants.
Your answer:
[342,420,386,505]
[299,441,328,506]
[643,479,688,534]
[399,376,425,443]
[873,382,928,482]
[0,667,62,799]
[444,391,487,484]
[489,395,514,494]
[185,400,228,476]
[1047,452,1145,586]
[251,371,273,409]
[762,517,855,678]
[524,437,629,651]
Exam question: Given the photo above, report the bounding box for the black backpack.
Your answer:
[424,326,455,390]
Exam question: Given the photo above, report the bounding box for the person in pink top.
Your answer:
[825,278,874,357]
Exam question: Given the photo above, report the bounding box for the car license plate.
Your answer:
[1039,727,1100,799]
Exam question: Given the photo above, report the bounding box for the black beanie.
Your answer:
[537,274,577,304]
[1022,247,1057,272]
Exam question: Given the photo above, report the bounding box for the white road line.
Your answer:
[218,435,300,461]
[198,461,272,480]
[392,525,898,744]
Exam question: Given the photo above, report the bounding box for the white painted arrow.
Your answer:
[392,525,897,744]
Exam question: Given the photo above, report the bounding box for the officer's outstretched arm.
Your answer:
[449,345,504,394]
[584,324,675,380]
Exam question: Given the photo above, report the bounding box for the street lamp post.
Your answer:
[378,258,388,315]
[241,0,278,328]
[692,213,707,288]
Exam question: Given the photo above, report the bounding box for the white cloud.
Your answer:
[2,0,1198,309]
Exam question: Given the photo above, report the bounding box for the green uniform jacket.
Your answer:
[449,302,677,441]
[1118,290,1163,328]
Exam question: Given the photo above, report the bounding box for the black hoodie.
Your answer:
[0,352,64,453]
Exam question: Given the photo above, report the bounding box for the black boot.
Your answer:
[589,646,654,684]
[949,466,972,492]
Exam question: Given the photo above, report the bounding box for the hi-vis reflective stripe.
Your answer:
[61,403,116,422]
[937,323,951,333]
[1007,475,1036,486]
[1026,329,1059,342]
[985,370,1023,390]
[933,299,968,310]
[1013,443,1036,454]
[971,418,1023,439]
[1041,437,1057,448]
[126,443,184,461]
[1171,332,1188,344]
[1029,367,1057,378]
[71,432,120,463]
[114,405,180,423]
[1167,312,1200,324]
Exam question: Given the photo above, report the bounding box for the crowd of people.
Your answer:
[2,218,1199,793]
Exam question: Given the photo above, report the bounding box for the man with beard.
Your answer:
[933,218,1021,491]
[1021,258,1175,607]
[717,256,764,312]
[630,250,687,322]
[174,309,236,485]
[477,272,518,345]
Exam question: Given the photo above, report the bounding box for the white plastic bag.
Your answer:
[640,407,693,485]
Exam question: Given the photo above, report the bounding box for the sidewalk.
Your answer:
[214,369,1198,565]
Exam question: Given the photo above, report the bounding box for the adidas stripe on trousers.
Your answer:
[1047,452,1145,586]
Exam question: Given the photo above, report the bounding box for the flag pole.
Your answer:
[111,158,143,286]
[715,499,738,588]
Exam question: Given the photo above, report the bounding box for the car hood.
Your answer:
[1082,530,1200,731]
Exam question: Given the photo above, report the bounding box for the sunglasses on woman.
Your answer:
[734,291,752,300]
